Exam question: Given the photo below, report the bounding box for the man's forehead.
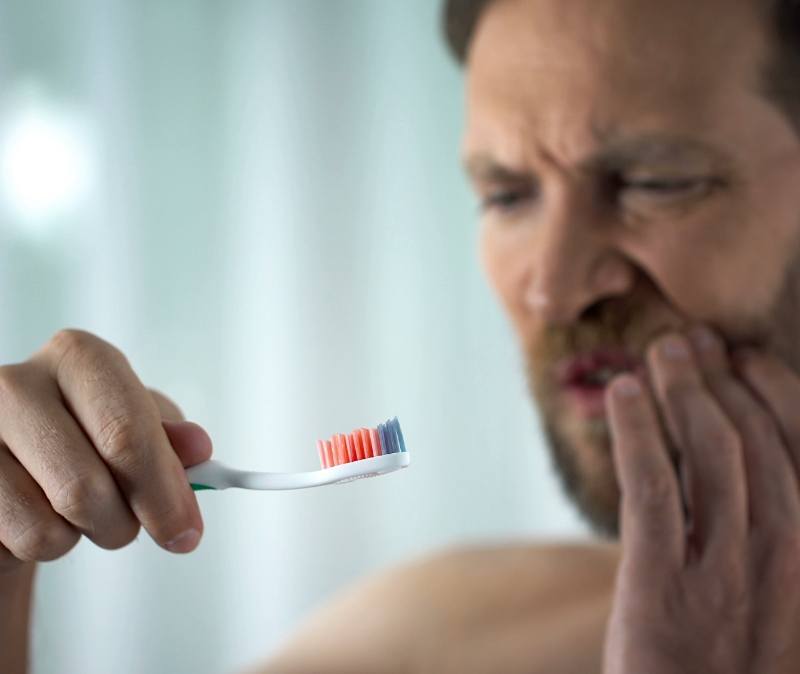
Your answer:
[466,0,768,68]
[463,0,770,172]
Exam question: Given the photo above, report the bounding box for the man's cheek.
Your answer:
[479,231,533,327]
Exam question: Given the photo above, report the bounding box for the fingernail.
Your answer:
[661,335,689,360]
[688,325,716,351]
[165,528,201,554]
[613,375,641,398]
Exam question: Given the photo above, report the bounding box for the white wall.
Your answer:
[0,2,588,673]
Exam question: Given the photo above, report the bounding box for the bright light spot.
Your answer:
[0,96,94,231]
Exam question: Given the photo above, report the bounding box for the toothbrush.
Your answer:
[185,417,409,491]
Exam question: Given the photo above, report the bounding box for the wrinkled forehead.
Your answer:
[464,0,772,163]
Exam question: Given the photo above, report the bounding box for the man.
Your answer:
[264,0,800,671]
[3,0,800,672]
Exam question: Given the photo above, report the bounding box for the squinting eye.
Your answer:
[624,177,714,197]
[480,186,537,213]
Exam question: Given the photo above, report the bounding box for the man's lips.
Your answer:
[555,348,644,417]
[555,348,641,387]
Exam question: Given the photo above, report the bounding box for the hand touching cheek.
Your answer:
[603,326,800,674]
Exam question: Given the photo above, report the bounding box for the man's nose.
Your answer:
[523,200,634,326]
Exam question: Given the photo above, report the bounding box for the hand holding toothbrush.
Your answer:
[0,328,409,572]
[0,329,211,572]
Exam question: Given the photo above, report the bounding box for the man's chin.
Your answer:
[540,405,622,538]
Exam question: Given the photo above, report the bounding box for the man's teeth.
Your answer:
[584,367,622,385]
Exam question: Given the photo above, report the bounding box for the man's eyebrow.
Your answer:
[591,135,733,170]
[463,154,532,181]
[464,137,731,181]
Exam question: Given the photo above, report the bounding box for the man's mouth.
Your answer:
[555,349,644,417]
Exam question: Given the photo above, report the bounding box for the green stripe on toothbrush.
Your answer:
[190,483,216,491]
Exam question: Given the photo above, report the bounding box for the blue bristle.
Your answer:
[383,419,393,453]
[386,419,398,453]
[378,423,388,455]
[383,421,398,454]
[393,417,407,452]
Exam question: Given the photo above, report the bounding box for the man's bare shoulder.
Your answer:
[255,541,620,674]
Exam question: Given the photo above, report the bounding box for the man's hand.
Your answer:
[0,328,212,572]
[602,325,800,673]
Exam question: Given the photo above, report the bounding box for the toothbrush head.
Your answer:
[186,417,409,491]
[316,417,408,470]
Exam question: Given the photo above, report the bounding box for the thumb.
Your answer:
[162,420,214,467]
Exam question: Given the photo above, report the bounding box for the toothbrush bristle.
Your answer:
[317,418,407,468]
[345,434,356,463]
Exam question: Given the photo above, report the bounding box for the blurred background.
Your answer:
[0,1,588,672]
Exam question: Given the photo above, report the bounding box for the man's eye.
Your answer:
[623,177,713,198]
[481,187,536,213]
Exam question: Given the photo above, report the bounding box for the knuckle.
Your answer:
[145,498,194,545]
[686,410,740,454]
[698,562,748,616]
[628,474,674,508]
[100,519,140,551]
[661,380,699,416]
[148,388,185,422]
[51,472,116,524]
[48,329,126,376]
[766,534,800,584]
[10,520,78,562]
[0,363,31,403]
[709,426,742,455]
[48,328,93,358]
[95,413,145,467]
[741,408,779,443]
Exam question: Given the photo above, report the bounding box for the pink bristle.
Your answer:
[353,431,365,461]
[317,440,327,468]
[359,428,372,458]
[369,427,381,456]
[324,440,335,467]
[335,435,347,465]
[345,433,356,463]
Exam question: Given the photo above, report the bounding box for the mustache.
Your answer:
[529,280,770,368]
[530,292,671,366]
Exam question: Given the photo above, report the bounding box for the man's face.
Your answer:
[463,0,800,534]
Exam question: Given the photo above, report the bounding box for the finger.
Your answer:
[689,325,799,534]
[149,388,185,422]
[0,542,20,572]
[0,444,80,562]
[647,333,747,561]
[0,365,140,550]
[733,348,800,487]
[606,373,685,569]
[33,330,203,553]
[162,420,213,468]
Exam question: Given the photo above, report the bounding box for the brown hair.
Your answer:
[442,0,491,64]
[442,0,800,132]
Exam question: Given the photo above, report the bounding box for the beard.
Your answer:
[539,410,621,537]
[523,264,800,539]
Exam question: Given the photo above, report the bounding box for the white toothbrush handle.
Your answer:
[186,453,410,491]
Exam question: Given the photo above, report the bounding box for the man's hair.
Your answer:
[442,0,800,133]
